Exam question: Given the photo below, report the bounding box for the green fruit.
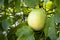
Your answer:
[28,8,46,31]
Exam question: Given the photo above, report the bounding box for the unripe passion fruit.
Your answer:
[28,8,46,31]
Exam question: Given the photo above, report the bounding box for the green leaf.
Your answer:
[44,17,51,36]
[54,0,60,23]
[0,0,4,8]
[57,37,60,40]
[24,0,39,8]
[15,0,21,12]
[53,0,60,24]
[55,8,60,23]
[48,16,57,40]
[16,25,35,40]
[2,17,13,30]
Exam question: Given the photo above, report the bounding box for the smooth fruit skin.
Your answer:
[28,8,46,31]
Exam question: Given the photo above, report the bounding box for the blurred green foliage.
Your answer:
[0,0,60,40]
